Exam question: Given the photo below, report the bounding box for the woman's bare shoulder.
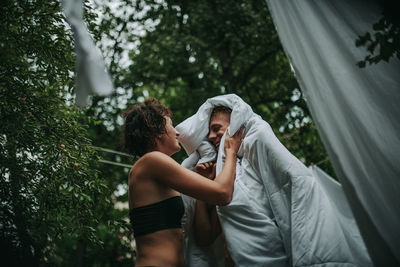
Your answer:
[131,152,176,178]
[136,151,173,166]
[129,152,160,185]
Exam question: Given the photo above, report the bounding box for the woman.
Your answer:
[123,98,244,266]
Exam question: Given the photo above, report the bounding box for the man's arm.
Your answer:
[192,162,223,247]
[193,200,222,246]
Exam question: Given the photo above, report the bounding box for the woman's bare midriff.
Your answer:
[135,228,185,267]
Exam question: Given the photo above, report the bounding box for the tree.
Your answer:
[97,0,333,173]
[355,0,400,67]
[0,0,116,265]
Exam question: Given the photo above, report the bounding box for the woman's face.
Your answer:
[157,116,181,156]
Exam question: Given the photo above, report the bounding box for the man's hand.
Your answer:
[194,161,216,180]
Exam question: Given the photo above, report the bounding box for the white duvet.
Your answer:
[181,142,225,267]
[177,94,371,267]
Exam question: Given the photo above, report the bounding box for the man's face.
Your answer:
[208,112,231,150]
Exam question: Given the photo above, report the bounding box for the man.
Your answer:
[177,94,371,267]
[206,105,288,266]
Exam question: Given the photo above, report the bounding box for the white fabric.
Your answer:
[309,165,370,266]
[265,0,400,264]
[309,165,353,219]
[181,194,225,267]
[177,94,371,266]
[181,141,224,267]
[177,94,253,155]
[61,0,113,107]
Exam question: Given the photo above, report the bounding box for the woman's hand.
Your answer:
[224,125,246,155]
[194,161,216,180]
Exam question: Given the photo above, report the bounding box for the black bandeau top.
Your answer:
[129,196,184,237]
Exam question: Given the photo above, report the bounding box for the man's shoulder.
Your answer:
[246,116,274,139]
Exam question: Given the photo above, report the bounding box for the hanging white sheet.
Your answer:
[265,0,400,264]
[61,0,113,107]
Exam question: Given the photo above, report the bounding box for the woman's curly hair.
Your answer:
[122,98,172,157]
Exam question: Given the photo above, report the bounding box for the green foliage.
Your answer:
[355,2,400,68]
[0,0,119,265]
[97,0,333,172]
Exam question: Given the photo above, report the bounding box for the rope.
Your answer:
[98,159,132,168]
[91,146,133,158]
[313,158,329,166]
[93,145,330,170]
[91,146,133,168]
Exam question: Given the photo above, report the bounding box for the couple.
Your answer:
[124,94,371,266]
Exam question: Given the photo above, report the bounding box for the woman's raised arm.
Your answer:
[138,126,245,205]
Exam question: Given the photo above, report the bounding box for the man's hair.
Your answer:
[210,106,232,119]
[122,98,172,157]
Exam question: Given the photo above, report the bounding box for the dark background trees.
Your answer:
[94,0,332,169]
[355,0,399,67]
[1,0,336,265]
[0,1,131,265]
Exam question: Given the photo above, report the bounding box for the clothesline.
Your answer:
[98,159,132,168]
[311,158,329,166]
[93,145,330,170]
[91,146,133,158]
[92,146,133,169]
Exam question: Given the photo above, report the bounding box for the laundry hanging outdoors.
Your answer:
[266,0,400,265]
[61,0,113,107]
[2,0,399,265]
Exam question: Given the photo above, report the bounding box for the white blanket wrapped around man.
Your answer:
[177,94,371,266]
[180,142,225,267]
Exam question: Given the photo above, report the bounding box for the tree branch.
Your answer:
[238,47,278,90]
